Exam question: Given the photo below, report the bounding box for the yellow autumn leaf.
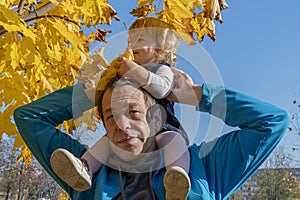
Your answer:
[14,134,26,151]
[0,112,17,136]
[96,49,134,91]
[75,109,99,132]
[50,19,86,50]
[130,5,156,18]
[20,36,36,65]
[0,4,19,23]
[40,73,55,93]
[27,0,37,5]
[0,5,36,41]
[169,0,201,11]
[1,76,27,106]
[156,11,195,45]
[98,3,119,25]
[0,99,19,136]
[137,0,155,6]
[48,0,59,5]
[190,14,216,42]
[164,0,193,19]
[63,119,76,135]
[17,145,33,167]
[0,62,4,74]
[185,0,201,10]
[202,0,228,23]
[8,42,20,69]
[219,0,229,10]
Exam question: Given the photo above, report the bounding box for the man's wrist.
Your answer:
[192,85,202,106]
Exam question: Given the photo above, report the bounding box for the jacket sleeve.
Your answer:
[143,64,174,99]
[188,83,289,200]
[13,83,94,195]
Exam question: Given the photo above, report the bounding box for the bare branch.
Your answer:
[20,1,60,21]
[24,14,80,27]
[17,0,26,15]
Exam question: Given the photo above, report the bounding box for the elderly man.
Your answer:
[14,68,289,200]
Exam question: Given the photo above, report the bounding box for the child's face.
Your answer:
[129,30,156,65]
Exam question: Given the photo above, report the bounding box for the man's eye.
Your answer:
[129,110,141,118]
[129,110,139,114]
[106,114,114,121]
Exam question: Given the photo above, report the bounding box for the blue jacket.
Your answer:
[14,83,289,200]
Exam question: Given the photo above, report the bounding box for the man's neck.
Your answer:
[108,142,162,173]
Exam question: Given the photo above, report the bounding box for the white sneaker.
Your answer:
[50,148,92,192]
[164,166,191,200]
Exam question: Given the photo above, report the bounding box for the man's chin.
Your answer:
[112,146,141,162]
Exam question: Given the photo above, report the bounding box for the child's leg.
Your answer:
[50,136,111,192]
[81,136,111,174]
[155,131,190,173]
[156,131,191,200]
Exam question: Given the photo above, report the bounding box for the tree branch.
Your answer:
[24,14,80,27]
[0,1,62,37]
[17,0,26,15]
[20,1,61,21]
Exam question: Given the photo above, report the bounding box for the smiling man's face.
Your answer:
[102,84,158,160]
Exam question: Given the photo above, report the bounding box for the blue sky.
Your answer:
[92,0,300,164]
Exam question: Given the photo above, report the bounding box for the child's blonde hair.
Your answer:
[128,17,180,66]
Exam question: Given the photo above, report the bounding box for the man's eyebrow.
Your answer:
[103,108,112,115]
[129,102,146,111]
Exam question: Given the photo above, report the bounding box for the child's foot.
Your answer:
[164,166,191,200]
[50,148,92,192]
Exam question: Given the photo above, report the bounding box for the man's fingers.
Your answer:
[166,91,179,102]
[170,67,184,74]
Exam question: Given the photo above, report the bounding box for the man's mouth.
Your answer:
[118,137,137,144]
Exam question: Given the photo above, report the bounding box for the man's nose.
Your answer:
[115,115,131,131]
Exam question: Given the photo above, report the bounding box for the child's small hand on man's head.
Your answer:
[117,56,140,76]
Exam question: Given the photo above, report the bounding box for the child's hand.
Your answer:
[117,56,140,77]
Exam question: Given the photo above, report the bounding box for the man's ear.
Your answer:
[146,104,167,134]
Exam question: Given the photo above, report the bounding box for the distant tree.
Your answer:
[228,190,243,200]
[0,134,21,199]
[0,134,64,199]
[229,146,300,199]
[289,98,300,162]
[253,167,299,199]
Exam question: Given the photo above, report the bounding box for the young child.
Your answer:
[50,17,191,199]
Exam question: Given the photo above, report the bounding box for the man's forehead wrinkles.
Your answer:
[111,94,137,102]
[111,88,143,103]
[112,88,142,98]
[110,99,142,109]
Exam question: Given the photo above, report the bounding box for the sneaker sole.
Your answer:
[50,149,91,192]
[164,166,191,200]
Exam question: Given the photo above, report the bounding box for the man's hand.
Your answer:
[167,68,202,106]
